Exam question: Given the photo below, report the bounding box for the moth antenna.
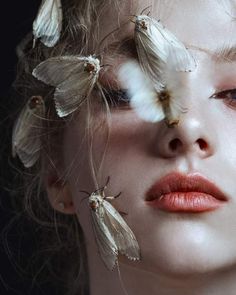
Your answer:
[97,21,130,52]
[105,191,122,200]
[129,15,136,24]
[141,5,152,15]
[79,191,91,205]
[99,176,111,199]
[80,196,89,204]
[79,194,90,204]
[101,63,111,69]
[79,190,90,196]
[114,192,122,199]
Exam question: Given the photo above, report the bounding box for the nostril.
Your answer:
[169,138,182,151]
[196,138,208,150]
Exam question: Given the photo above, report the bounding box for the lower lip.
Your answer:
[146,192,225,213]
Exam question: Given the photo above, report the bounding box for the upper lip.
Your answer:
[146,172,228,202]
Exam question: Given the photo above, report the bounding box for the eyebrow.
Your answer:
[213,45,236,63]
[188,44,236,63]
[108,38,236,65]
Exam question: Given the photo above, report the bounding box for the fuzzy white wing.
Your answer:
[118,61,165,122]
[33,0,62,47]
[12,97,45,168]
[91,208,118,271]
[102,200,140,261]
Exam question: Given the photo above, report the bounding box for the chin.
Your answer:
[132,223,236,277]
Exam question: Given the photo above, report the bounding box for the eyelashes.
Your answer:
[102,88,131,109]
[211,88,236,108]
[100,86,236,111]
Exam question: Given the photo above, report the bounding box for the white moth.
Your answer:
[12,96,45,168]
[118,60,186,127]
[88,186,140,270]
[134,15,196,91]
[32,55,101,117]
[33,0,62,47]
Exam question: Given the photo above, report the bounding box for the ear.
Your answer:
[45,170,76,215]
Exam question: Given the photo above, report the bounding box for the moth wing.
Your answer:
[12,97,45,168]
[151,18,196,72]
[135,16,166,90]
[54,69,98,117]
[118,61,165,122]
[166,44,196,72]
[33,0,62,47]
[32,56,83,87]
[135,33,164,90]
[91,209,118,271]
[102,200,140,261]
[33,56,100,117]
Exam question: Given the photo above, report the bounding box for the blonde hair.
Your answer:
[9,0,123,294]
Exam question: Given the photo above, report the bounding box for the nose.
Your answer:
[154,109,215,159]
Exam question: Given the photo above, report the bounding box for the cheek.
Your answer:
[95,111,154,184]
[216,108,236,161]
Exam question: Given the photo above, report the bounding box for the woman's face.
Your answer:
[62,0,236,276]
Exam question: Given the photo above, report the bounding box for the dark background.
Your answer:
[0,1,60,294]
[0,1,40,98]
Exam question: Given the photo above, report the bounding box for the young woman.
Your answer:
[11,0,236,294]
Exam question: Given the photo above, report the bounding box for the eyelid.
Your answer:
[101,88,131,109]
[210,88,236,98]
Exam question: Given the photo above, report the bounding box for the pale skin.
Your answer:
[45,0,236,294]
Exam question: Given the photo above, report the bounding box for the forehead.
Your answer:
[99,0,236,53]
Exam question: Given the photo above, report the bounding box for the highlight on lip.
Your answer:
[146,173,228,213]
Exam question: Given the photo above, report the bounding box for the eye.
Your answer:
[103,89,131,109]
[211,88,236,108]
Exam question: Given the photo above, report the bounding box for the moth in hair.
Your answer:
[33,0,63,47]
[32,55,101,117]
[81,179,140,270]
[12,96,45,168]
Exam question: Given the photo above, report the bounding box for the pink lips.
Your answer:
[146,173,228,213]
